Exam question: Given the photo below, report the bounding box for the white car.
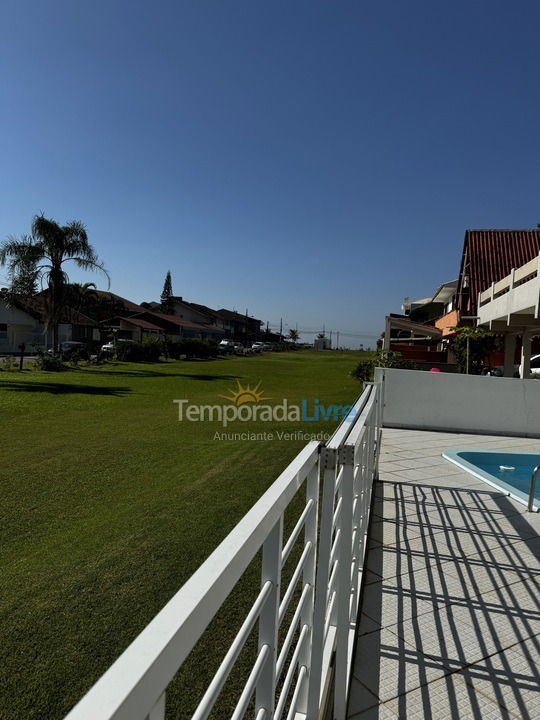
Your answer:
[519,354,540,378]
[101,339,133,355]
[252,342,265,352]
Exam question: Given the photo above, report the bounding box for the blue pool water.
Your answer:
[442,450,540,510]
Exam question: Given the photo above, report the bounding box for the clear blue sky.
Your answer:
[2,1,539,347]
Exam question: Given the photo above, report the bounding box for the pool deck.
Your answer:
[347,428,540,719]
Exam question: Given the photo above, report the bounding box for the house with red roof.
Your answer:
[0,291,98,353]
[383,228,540,370]
[95,291,226,342]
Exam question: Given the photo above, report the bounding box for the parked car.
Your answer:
[47,341,88,359]
[480,366,503,377]
[101,339,134,355]
[218,340,236,354]
[519,354,540,378]
[252,342,265,352]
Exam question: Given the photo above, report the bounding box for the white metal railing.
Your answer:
[64,383,382,720]
[478,253,540,307]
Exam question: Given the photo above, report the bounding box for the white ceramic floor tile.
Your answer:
[459,639,540,719]
[349,429,540,720]
[351,628,450,703]
[386,671,514,719]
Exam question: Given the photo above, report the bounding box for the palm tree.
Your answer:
[0,214,108,352]
[66,282,98,315]
[288,328,299,343]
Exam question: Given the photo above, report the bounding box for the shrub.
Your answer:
[183,338,219,359]
[165,338,219,360]
[35,351,66,371]
[448,326,499,374]
[116,336,163,362]
[351,350,416,384]
[0,356,17,372]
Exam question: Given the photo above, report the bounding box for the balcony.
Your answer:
[62,371,539,720]
[478,255,540,331]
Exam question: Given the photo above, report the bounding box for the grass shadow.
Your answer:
[0,381,131,396]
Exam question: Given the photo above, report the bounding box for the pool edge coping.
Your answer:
[442,449,540,513]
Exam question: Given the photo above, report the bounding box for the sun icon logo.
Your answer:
[219,380,270,406]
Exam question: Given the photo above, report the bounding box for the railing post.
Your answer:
[255,517,283,716]
[307,447,337,720]
[334,444,355,720]
[528,466,539,512]
[296,461,320,714]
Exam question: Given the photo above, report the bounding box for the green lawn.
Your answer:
[0,350,367,719]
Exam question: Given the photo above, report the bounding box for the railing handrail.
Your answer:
[479,253,540,305]
[64,441,320,720]
[326,384,371,450]
[528,464,540,512]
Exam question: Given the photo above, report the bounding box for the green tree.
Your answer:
[288,328,299,343]
[0,214,108,352]
[160,270,174,313]
[66,282,98,315]
[449,326,498,374]
[1,236,38,296]
[351,349,414,385]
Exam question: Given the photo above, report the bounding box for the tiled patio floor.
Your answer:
[347,429,540,720]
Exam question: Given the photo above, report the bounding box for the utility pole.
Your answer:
[279,317,283,341]
[336,331,339,349]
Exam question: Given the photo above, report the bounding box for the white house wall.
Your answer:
[0,304,45,353]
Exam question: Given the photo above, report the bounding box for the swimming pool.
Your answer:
[443,450,540,511]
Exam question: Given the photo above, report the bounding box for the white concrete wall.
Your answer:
[376,367,540,438]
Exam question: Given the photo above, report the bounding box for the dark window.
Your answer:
[530,356,540,369]
[0,323,7,340]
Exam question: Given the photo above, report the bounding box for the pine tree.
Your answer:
[160,270,173,313]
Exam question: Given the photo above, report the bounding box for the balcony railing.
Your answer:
[478,254,540,326]
[64,383,382,720]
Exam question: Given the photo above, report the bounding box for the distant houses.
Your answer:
[0,286,265,353]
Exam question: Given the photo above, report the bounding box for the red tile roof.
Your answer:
[121,316,163,331]
[9,295,96,325]
[187,302,224,320]
[145,310,210,330]
[95,290,148,313]
[131,311,222,333]
[458,229,540,313]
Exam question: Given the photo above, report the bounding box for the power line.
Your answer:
[266,325,379,339]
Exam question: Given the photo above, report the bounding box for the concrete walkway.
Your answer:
[347,429,540,719]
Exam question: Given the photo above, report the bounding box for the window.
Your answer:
[0,323,7,341]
